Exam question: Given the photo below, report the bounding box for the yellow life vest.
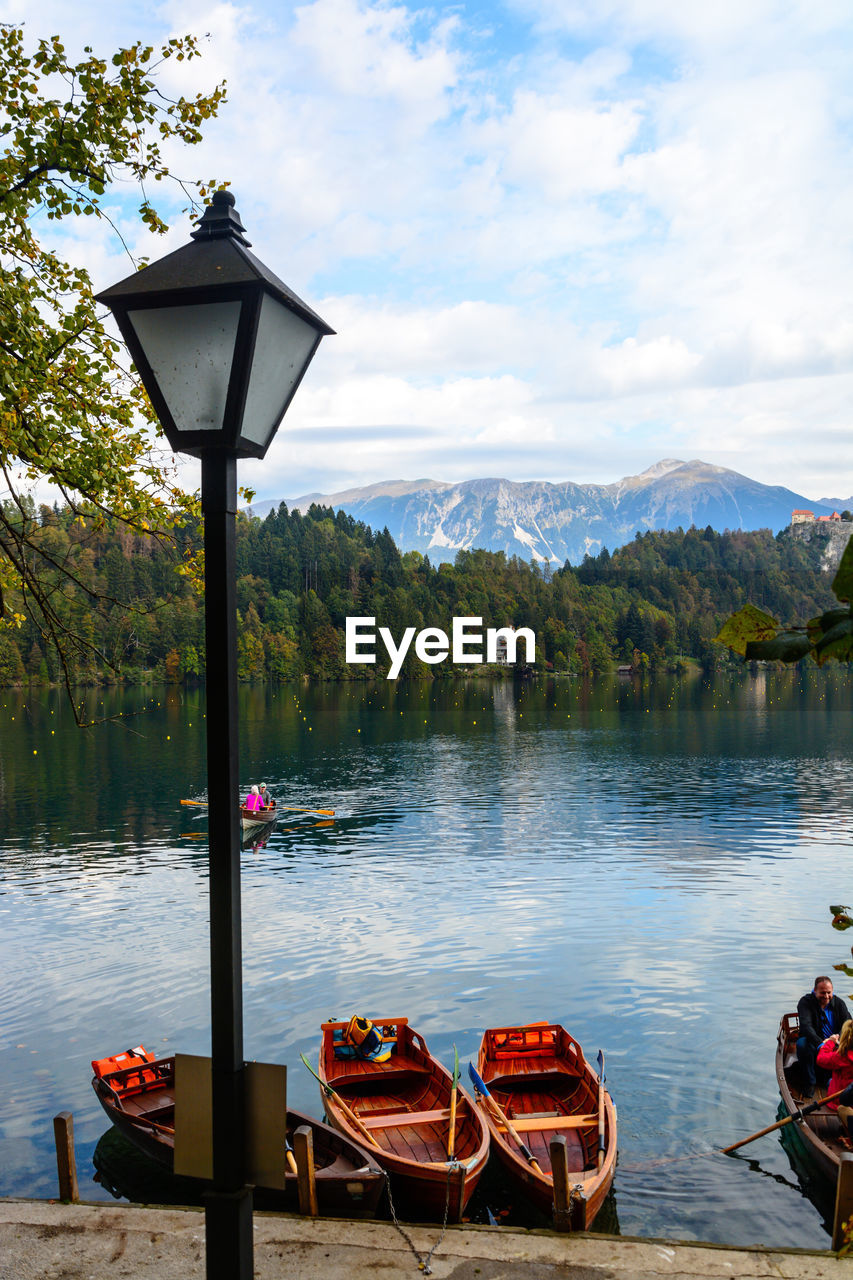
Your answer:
[344,1015,392,1062]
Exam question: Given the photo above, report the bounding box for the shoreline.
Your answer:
[2,1197,850,1280]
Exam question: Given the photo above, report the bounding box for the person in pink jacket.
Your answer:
[244,785,261,812]
[817,1020,853,1141]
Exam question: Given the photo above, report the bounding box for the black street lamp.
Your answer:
[97,190,334,1280]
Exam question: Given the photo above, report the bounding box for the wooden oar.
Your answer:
[722,1085,852,1153]
[180,799,336,816]
[596,1049,606,1170]
[468,1062,542,1173]
[448,1044,459,1161]
[299,1053,382,1151]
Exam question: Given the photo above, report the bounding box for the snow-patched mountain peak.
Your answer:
[245,460,839,565]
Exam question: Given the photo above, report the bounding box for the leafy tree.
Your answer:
[0,25,225,718]
[0,500,846,686]
[714,540,853,665]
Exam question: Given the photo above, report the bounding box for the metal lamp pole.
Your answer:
[201,452,251,1276]
[96,190,334,1280]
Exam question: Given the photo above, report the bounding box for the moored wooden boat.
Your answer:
[91,1046,384,1217]
[317,1017,489,1222]
[776,1011,846,1183]
[474,1023,617,1229]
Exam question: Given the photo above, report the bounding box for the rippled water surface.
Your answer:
[1,670,852,1245]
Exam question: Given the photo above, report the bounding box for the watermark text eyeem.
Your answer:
[345,616,536,679]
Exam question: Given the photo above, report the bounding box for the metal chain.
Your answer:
[569,1181,585,1227]
[382,1162,458,1275]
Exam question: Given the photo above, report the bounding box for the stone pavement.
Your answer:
[2,1198,852,1280]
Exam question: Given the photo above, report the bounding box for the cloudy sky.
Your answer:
[11,0,853,502]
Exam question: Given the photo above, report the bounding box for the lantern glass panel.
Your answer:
[127,301,242,433]
[240,293,320,447]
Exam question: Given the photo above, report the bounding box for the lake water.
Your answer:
[1,670,852,1247]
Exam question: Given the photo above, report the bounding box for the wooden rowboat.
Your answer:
[240,802,277,834]
[474,1023,617,1229]
[91,1047,385,1218]
[776,1011,847,1183]
[317,1017,489,1222]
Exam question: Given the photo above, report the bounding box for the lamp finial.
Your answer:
[191,189,251,246]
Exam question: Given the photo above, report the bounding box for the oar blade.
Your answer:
[467,1061,539,1169]
[721,1084,851,1154]
[448,1044,460,1161]
[596,1048,607,1169]
[278,805,336,816]
[300,1051,324,1086]
[468,1060,489,1096]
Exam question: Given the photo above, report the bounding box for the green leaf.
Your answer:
[834,964,853,976]
[830,905,850,915]
[808,608,851,643]
[743,632,812,663]
[713,603,779,656]
[814,616,853,666]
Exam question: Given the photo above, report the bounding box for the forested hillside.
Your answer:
[0,499,838,686]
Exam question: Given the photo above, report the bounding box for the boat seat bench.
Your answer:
[496,1113,597,1133]
[333,1067,431,1092]
[361,1106,452,1130]
[122,1091,175,1118]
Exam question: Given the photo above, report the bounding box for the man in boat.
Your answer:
[797,976,851,1097]
[259,784,274,810]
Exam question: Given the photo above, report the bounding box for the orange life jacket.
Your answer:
[91,1045,160,1094]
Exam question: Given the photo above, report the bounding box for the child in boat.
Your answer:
[816,1020,853,1141]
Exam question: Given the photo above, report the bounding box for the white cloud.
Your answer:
[10,0,853,502]
[477,90,642,202]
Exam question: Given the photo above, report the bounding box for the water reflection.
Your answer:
[0,671,851,1245]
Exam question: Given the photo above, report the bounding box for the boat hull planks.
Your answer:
[475,1023,617,1228]
[776,1011,848,1185]
[91,1052,384,1218]
[318,1018,489,1222]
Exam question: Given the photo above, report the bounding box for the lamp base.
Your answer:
[204,1185,253,1280]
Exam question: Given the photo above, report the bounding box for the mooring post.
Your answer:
[293,1124,319,1217]
[833,1151,853,1250]
[53,1111,79,1202]
[550,1134,572,1231]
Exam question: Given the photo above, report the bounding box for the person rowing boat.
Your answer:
[244,785,263,813]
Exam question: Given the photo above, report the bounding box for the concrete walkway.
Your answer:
[2,1199,852,1280]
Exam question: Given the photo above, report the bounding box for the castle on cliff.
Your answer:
[789,507,853,570]
[791,508,845,524]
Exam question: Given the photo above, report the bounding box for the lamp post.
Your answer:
[97,191,333,1280]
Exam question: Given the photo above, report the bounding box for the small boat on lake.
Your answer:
[91,1046,384,1217]
[181,796,279,836]
[776,1011,847,1184]
[473,1022,616,1229]
[316,1017,489,1222]
[240,801,277,834]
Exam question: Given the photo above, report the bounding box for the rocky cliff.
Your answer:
[788,519,853,571]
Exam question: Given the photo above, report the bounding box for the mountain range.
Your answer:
[246,459,853,565]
